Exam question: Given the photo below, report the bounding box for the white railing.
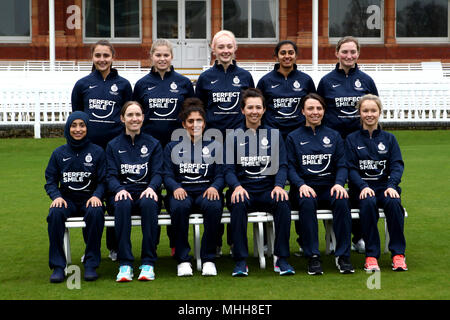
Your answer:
[1,62,449,138]
[0,60,142,72]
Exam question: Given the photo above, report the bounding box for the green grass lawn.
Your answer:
[0,130,449,300]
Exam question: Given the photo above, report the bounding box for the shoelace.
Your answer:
[393,255,406,266]
[119,265,131,273]
[140,265,152,272]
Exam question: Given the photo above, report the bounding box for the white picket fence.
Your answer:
[1,61,449,138]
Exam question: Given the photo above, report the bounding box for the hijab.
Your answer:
[64,111,90,151]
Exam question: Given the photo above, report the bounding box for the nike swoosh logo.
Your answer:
[271,84,280,88]
[239,142,248,146]
[63,157,71,161]
[118,150,127,153]
[300,141,309,145]
[332,84,340,88]
[147,86,156,91]
[211,80,218,84]
[89,85,98,89]
[357,146,365,150]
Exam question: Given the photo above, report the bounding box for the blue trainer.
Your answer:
[50,267,65,283]
[84,267,99,281]
[275,258,295,276]
[232,260,248,277]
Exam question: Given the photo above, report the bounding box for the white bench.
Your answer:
[266,209,408,263]
[63,208,407,272]
[63,211,269,272]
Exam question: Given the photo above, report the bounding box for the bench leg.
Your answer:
[266,221,275,258]
[63,227,72,265]
[252,223,258,258]
[193,224,201,271]
[253,222,266,269]
[384,219,390,254]
[324,220,336,255]
[324,220,331,255]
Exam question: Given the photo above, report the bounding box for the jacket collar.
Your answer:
[335,62,358,75]
[92,67,118,81]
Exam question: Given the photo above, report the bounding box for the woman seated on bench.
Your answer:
[224,88,294,277]
[106,101,163,282]
[45,111,106,283]
[345,94,407,271]
[286,93,354,275]
[163,98,224,277]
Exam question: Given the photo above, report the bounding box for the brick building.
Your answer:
[0,0,449,68]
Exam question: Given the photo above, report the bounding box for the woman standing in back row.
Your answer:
[133,39,195,147]
[257,40,316,140]
[72,40,133,149]
[195,30,255,254]
[195,30,255,136]
[133,39,195,253]
[71,40,133,262]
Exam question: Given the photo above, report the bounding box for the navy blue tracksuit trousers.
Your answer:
[353,188,406,258]
[290,185,352,258]
[168,193,223,263]
[112,192,159,267]
[47,198,104,269]
[227,190,291,262]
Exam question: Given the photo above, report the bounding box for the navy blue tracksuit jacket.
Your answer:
[71,68,133,149]
[257,63,316,138]
[195,61,255,133]
[45,143,106,202]
[317,63,378,138]
[106,132,163,195]
[345,128,404,192]
[132,66,194,146]
[286,124,347,190]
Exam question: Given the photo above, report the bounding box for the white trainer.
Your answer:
[202,262,217,276]
[177,262,193,277]
[109,250,118,261]
[351,239,366,254]
[138,265,155,281]
[116,265,133,282]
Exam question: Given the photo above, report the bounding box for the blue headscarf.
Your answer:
[64,111,90,151]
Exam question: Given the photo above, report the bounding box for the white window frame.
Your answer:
[222,0,279,44]
[395,0,450,44]
[328,0,384,45]
[0,0,32,43]
[83,0,142,44]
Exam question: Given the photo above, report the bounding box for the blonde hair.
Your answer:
[150,39,174,57]
[356,94,383,113]
[211,30,237,51]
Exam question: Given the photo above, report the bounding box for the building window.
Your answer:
[0,0,31,43]
[223,0,278,42]
[328,0,383,44]
[84,0,141,43]
[396,0,449,43]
